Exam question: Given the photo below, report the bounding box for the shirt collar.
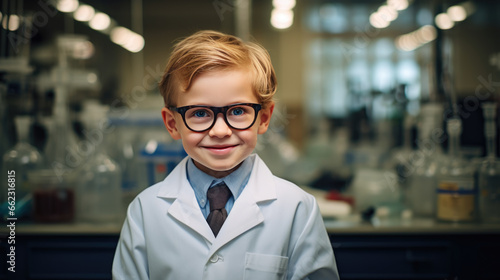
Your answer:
[186,156,254,208]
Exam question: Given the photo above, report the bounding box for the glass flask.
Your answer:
[478,102,500,223]
[436,118,476,222]
[2,116,44,205]
[405,104,443,217]
[76,102,123,224]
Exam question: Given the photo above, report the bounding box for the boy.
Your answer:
[112,30,339,279]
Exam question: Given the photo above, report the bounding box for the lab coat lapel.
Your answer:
[209,155,277,254]
[157,157,215,243]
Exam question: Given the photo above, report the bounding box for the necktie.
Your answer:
[206,182,231,237]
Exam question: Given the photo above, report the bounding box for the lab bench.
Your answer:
[1,220,500,280]
[326,218,500,280]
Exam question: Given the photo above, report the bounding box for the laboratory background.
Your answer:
[1,0,500,279]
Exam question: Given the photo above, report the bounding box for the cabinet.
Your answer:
[1,223,500,279]
[1,234,118,280]
[330,233,500,279]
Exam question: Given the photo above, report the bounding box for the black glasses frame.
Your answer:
[169,103,262,132]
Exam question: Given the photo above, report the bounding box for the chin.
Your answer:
[197,158,244,175]
[208,162,240,172]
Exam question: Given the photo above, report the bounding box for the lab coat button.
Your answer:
[210,254,222,263]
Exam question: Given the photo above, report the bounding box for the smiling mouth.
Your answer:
[204,145,237,150]
[202,144,239,154]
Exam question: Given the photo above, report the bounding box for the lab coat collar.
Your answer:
[156,154,276,202]
[157,157,214,241]
[156,154,277,249]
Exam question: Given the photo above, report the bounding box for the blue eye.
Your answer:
[229,107,245,116]
[192,109,210,118]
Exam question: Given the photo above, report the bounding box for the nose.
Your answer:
[208,113,232,138]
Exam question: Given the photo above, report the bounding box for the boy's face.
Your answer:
[161,69,274,178]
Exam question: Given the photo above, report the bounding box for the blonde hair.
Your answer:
[159,30,277,108]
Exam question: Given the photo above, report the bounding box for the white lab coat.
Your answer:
[112,154,339,280]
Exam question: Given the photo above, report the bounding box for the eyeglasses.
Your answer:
[169,103,262,132]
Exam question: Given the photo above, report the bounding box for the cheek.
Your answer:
[238,129,258,146]
[178,129,204,148]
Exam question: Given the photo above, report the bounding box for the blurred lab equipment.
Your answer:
[30,36,99,224]
[40,35,98,166]
[391,114,415,187]
[1,116,44,219]
[108,106,178,206]
[436,118,477,222]
[404,103,444,217]
[76,101,123,224]
[478,102,500,223]
[29,169,75,223]
[139,140,186,187]
[349,168,401,214]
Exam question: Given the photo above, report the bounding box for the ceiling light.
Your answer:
[7,14,20,31]
[73,4,95,22]
[447,5,467,22]
[57,0,79,13]
[387,0,409,11]
[378,5,398,22]
[435,13,454,30]
[111,26,144,53]
[122,34,145,53]
[89,12,110,31]
[369,12,390,28]
[272,0,296,10]
[418,25,437,43]
[271,9,294,29]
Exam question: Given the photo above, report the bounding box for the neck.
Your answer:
[193,160,243,178]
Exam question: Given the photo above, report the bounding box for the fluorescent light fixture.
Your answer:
[447,5,467,22]
[447,1,475,22]
[110,26,145,53]
[122,34,145,53]
[7,14,20,31]
[110,27,132,45]
[57,0,79,13]
[73,4,95,22]
[369,12,390,28]
[89,12,110,31]
[378,5,398,22]
[271,9,294,29]
[435,13,454,30]
[418,25,437,43]
[396,25,436,51]
[272,0,296,10]
[387,0,409,11]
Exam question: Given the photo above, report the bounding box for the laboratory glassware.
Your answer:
[478,102,500,223]
[76,102,123,224]
[405,103,444,217]
[2,116,44,204]
[436,118,476,222]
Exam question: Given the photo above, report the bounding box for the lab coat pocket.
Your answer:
[244,252,288,280]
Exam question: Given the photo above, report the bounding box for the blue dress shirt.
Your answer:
[186,156,254,219]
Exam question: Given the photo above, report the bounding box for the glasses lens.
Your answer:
[226,104,256,129]
[183,104,258,131]
[185,107,215,131]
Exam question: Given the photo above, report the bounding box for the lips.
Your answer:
[203,144,238,155]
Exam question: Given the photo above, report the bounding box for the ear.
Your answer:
[257,102,275,134]
[161,107,182,140]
